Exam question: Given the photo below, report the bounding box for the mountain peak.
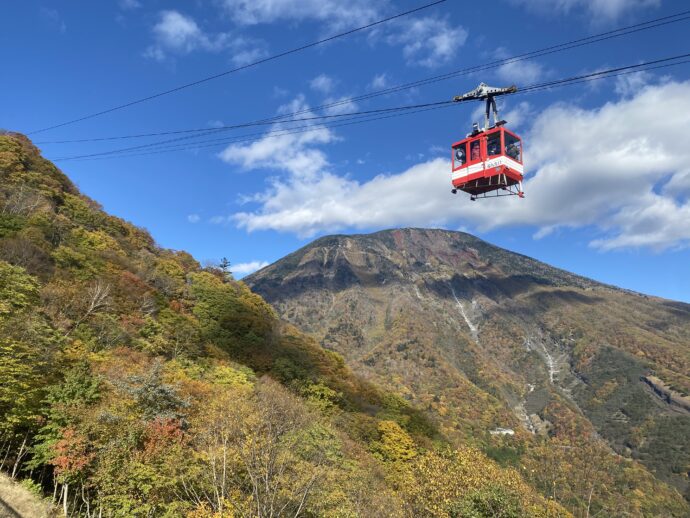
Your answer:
[247,227,596,303]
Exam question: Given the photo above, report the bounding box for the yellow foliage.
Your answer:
[395,447,570,518]
[155,257,186,281]
[0,136,26,172]
[373,420,418,462]
[209,364,254,389]
[70,227,122,254]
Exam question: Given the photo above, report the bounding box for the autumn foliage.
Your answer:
[0,132,686,517]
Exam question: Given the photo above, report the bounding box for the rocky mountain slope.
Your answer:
[246,228,690,505]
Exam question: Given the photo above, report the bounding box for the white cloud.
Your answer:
[232,160,453,237]
[494,48,545,85]
[219,96,337,179]
[589,197,690,250]
[209,215,230,225]
[663,170,690,201]
[219,0,380,30]
[323,96,358,115]
[308,75,358,115]
[370,73,388,90]
[387,17,467,68]
[502,101,533,130]
[221,2,466,69]
[143,46,166,62]
[510,0,660,20]
[231,260,270,275]
[40,8,66,33]
[119,0,142,10]
[614,71,653,98]
[228,38,270,66]
[310,74,336,93]
[144,10,268,66]
[187,214,201,223]
[273,86,290,98]
[227,79,690,251]
[467,100,532,130]
[429,145,446,156]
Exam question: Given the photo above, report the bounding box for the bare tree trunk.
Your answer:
[81,484,91,518]
[11,433,28,479]
[585,485,594,518]
[0,440,14,472]
[63,483,69,517]
[0,439,7,471]
[71,485,79,516]
[65,281,110,337]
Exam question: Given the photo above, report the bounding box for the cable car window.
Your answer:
[487,132,501,157]
[453,144,466,167]
[470,141,481,162]
[505,133,522,162]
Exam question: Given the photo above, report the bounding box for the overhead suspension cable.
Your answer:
[27,0,447,136]
[519,52,690,93]
[65,105,457,162]
[58,105,458,162]
[51,101,452,161]
[36,8,690,145]
[51,54,690,163]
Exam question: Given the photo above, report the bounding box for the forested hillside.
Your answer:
[247,228,690,517]
[0,133,576,517]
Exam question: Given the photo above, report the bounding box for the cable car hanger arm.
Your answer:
[452,82,518,130]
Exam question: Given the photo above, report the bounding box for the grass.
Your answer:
[0,474,57,518]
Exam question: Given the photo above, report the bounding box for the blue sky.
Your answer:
[2,0,690,302]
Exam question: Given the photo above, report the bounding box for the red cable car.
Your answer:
[450,83,524,200]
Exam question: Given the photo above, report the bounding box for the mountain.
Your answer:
[0,133,577,517]
[246,227,690,510]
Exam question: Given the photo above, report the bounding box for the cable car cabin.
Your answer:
[451,126,524,200]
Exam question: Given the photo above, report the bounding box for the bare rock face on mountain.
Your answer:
[246,228,690,498]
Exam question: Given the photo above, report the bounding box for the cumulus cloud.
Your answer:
[308,75,358,115]
[187,214,201,223]
[150,11,204,54]
[231,260,270,275]
[232,160,455,237]
[144,10,267,66]
[387,17,467,68]
[501,101,533,130]
[493,48,545,85]
[510,0,660,20]
[226,79,690,250]
[323,96,359,115]
[310,74,336,93]
[218,96,337,178]
[614,71,653,98]
[219,0,380,30]
[370,73,389,90]
[220,1,466,68]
